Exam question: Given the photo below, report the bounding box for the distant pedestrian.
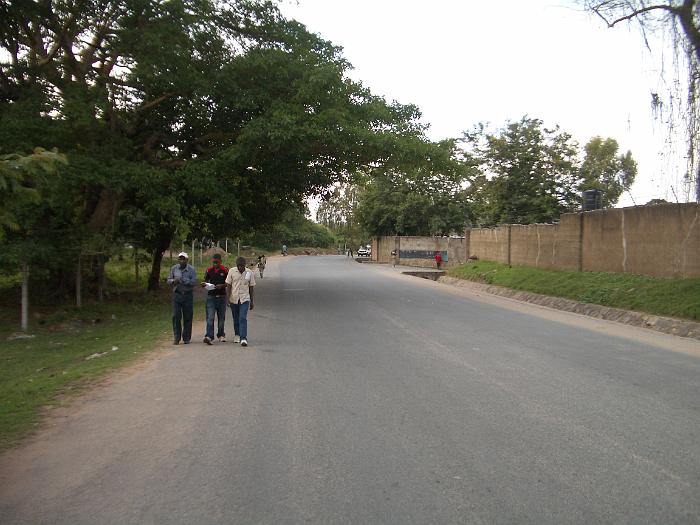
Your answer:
[435,251,442,270]
[226,256,256,347]
[167,252,197,345]
[201,253,228,345]
[257,254,266,279]
[391,249,397,268]
[282,244,288,256]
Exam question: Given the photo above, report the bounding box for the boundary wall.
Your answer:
[372,203,699,278]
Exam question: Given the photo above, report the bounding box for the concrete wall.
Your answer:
[447,237,467,267]
[375,203,700,278]
[583,203,700,277]
[508,214,581,272]
[398,236,448,268]
[373,236,395,263]
[469,227,510,264]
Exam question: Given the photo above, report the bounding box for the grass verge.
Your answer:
[0,294,178,451]
[448,261,700,321]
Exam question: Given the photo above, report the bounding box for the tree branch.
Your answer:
[596,3,679,28]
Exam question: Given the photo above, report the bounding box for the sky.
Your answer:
[279,0,693,206]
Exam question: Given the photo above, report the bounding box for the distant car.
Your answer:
[357,247,370,257]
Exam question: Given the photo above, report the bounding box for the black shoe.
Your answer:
[173,339,181,345]
[183,340,191,344]
[203,336,212,345]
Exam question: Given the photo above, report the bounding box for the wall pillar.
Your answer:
[578,213,584,272]
[506,225,512,266]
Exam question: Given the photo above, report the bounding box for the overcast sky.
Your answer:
[280,0,692,206]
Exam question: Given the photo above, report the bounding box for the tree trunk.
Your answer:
[76,256,82,308]
[96,255,105,302]
[134,247,140,287]
[21,262,29,332]
[148,230,174,291]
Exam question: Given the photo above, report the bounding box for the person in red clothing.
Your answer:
[201,253,228,345]
[435,251,442,270]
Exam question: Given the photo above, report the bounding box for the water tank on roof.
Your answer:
[582,189,603,211]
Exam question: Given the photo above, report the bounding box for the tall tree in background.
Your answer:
[316,183,367,248]
[579,136,637,207]
[0,0,433,292]
[580,0,700,202]
[353,139,474,237]
[464,117,581,226]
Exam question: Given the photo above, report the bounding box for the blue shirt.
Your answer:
[167,264,197,294]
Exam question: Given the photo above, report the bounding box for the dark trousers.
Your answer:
[205,296,227,339]
[230,300,250,340]
[172,292,193,342]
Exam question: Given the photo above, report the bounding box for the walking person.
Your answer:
[391,249,398,268]
[257,254,266,279]
[435,251,443,270]
[202,253,228,345]
[226,256,256,347]
[167,252,197,345]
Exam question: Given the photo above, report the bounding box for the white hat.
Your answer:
[177,252,189,259]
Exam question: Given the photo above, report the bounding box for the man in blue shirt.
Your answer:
[167,252,197,345]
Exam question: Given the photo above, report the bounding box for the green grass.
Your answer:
[0,295,188,451]
[448,261,700,321]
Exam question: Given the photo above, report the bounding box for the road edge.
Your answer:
[437,275,700,341]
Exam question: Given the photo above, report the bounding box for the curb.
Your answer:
[437,276,700,341]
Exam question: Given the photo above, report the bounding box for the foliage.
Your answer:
[352,139,475,236]
[449,260,700,320]
[579,136,637,207]
[0,0,434,294]
[247,206,336,251]
[0,148,66,242]
[463,117,582,226]
[316,183,368,248]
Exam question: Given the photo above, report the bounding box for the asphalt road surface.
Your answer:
[1,256,699,525]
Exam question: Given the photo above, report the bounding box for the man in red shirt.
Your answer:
[435,251,443,270]
[201,253,228,345]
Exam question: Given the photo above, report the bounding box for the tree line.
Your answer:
[0,0,448,301]
[318,117,637,242]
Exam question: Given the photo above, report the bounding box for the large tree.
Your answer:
[0,0,432,291]
[354,139,474,237]
[581,0,700,202]
[579,136,637,207]
[464,117,581,226]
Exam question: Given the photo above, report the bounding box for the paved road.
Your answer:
[1,256,699,524]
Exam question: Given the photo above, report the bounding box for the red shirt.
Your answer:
[204,264,229,296]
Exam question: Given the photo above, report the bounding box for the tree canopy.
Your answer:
[579,136,637,207]
[0,0,436,291]
[463,117,581,226]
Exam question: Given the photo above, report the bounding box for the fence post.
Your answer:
[506,225,512,266]
[578,213,584,272]
[464,228,471,262]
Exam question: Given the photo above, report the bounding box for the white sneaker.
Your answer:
[240,338,248,347]
[234,335,240,344]
[218,336,226,343]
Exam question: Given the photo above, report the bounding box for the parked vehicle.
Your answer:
[357,246,370,257]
